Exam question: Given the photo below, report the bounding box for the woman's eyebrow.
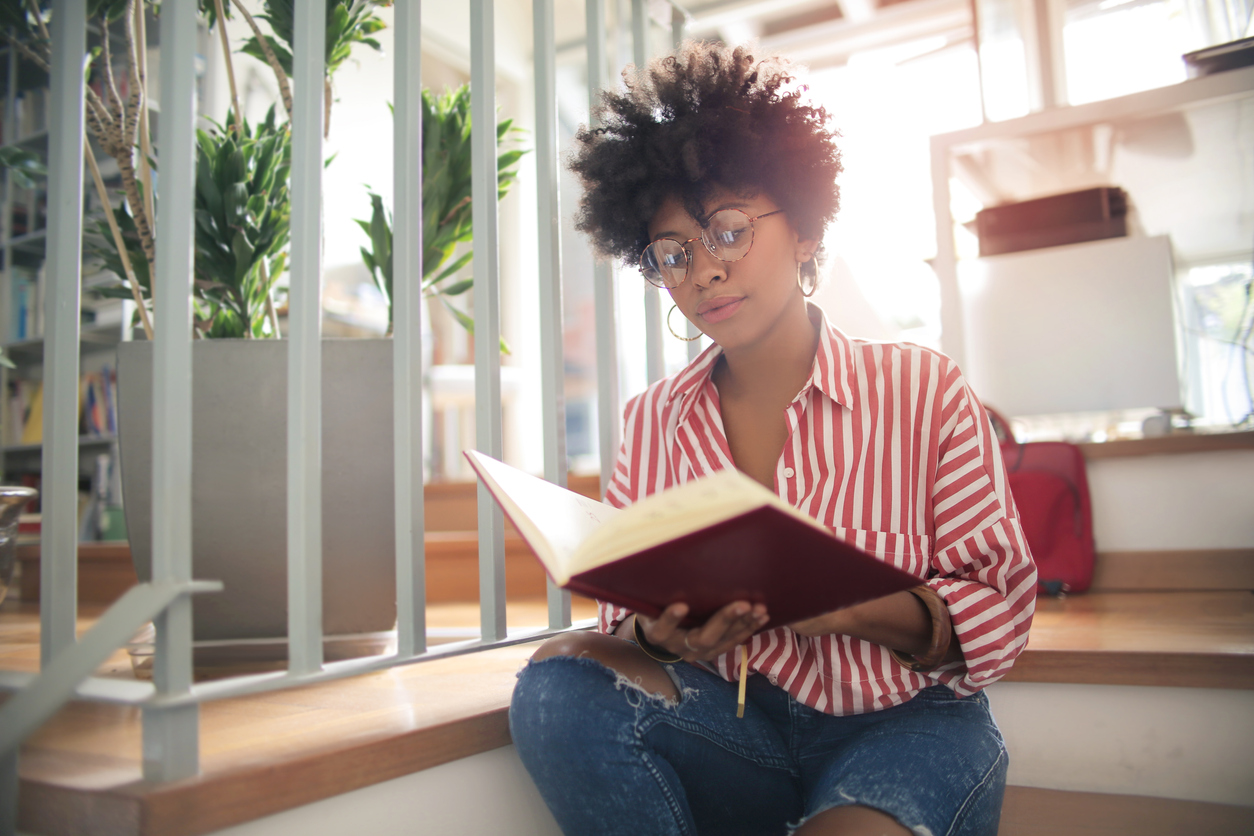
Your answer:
[650,222,701,239]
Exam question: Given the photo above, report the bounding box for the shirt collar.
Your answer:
[665,302,858,413]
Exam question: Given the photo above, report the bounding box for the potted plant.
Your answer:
[9,1,517,646]
[357,84,524,343]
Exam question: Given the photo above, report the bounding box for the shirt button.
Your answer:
[783,467,795,478]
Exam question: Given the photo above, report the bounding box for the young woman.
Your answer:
[510,41,1036,836]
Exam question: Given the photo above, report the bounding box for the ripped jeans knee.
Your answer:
[620,659,687,706]
[517,652,687,711]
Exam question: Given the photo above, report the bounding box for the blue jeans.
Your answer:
[510,655,1007,836]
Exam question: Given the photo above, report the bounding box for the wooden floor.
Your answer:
[5,591,1253,836]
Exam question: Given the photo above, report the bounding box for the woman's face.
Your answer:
[646,187,815,352]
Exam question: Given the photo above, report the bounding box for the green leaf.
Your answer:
[368,194,390,268]
[496,148,524,171]
[0,146,48,191]
[223,182,250,228]
[437,278,474,296]
[430,250,473,285]
[441,297,476,334]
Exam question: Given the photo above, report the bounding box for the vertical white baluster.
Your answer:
[471,0,507,643]
[671,2,686,47]
[587,0,621,496]
[288,0,327,675]
[667,5,702,360]
[144,0,199,782]
[534,0,572,629]
[632,0,664,385]
[41,0,86,669]
[394,0,427,657]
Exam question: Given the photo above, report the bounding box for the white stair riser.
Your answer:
[989,681,1254,806]
[1087,451,1254,551]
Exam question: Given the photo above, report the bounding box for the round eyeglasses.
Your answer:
[639,208,785,289]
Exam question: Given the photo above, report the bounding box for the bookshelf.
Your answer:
[0,35,129,494]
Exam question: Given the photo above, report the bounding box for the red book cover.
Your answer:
[566,505,919,629]
[466,451,920,630]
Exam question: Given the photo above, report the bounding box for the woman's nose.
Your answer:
[687,243,725,289]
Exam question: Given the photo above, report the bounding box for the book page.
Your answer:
[465,450,619,585]
[572,469,829,573]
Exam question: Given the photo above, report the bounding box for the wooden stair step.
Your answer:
[1000,786,1254,836]
[7,589,1253,836]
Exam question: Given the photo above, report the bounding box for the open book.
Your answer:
[465,450,921,629]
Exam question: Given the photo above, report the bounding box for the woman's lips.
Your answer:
[697,296,744,324]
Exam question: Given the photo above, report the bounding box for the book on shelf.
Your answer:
[3,366,118,447]
[9,264,43,342]
[5,380,36,447]
[15,88,48,138]
[17,381,42,445]
[465,450,920,630]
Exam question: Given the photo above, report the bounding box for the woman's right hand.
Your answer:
[636,601,769,663]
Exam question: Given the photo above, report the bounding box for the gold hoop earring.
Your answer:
[798,263,817,298]
[667,305,701,341]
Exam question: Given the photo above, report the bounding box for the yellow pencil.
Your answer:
[736,644,748,718]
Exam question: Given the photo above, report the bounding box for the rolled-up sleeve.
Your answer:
[927,370,1037,695]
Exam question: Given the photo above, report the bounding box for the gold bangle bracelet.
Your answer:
[890,585,953,672]
[632,615,683,664]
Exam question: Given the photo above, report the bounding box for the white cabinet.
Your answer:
[930,64,1254,423]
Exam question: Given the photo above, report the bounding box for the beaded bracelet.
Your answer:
[890,585,953,672]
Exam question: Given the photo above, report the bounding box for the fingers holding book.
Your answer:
[638,601,769,663]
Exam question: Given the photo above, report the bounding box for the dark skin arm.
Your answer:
[615,587,961,668]
[791,591,964,666]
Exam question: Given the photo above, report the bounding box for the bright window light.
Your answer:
[1064,0,1196,104]
[809,42,983,347]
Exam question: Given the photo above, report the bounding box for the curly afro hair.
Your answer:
[569,41,843,284]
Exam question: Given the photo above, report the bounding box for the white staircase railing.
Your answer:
[0,1,692,832]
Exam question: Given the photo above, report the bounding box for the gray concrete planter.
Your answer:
[117,340,397,642]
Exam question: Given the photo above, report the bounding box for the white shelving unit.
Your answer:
[929,64,1254,424]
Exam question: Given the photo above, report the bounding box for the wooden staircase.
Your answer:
[6,435,1253,835]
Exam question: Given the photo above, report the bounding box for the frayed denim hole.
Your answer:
[514,653,684,708]
[514,650,641,692]
[613,671,683,710]
[786,796,936,836]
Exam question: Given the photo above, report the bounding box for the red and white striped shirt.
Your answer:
[599,306,1037,715]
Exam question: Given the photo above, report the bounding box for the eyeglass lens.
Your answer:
[640,209,758,289]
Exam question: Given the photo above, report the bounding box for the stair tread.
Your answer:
[8,592,1253,834]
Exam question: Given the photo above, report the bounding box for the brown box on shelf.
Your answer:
[976,187,1128,257]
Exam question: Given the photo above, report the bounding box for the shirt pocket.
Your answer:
[830,526,932,580]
